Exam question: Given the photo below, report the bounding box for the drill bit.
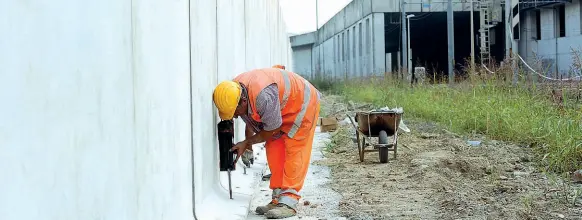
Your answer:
[227,168,233,199]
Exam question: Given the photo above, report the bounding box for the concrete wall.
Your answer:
[311,13,383,79]
[290,32,316,47]
[315,0,476,46]
[371,0,477,13]
[0,0,291,219]
[519,10,539,65]
[292,45,313,78]
[316,0,373,45]
[518,0,582,76]
[300,0,486,80]
[372,13,386,75]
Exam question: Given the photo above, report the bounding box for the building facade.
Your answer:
[518,0,582,77]
[292,0,582,80]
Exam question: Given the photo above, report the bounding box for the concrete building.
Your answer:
[518,0,582,77]
[290,0,481,80]
[0,0,291,219]
[291,32,317,78]
[292,0,582,80]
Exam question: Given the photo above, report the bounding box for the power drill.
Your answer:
[217,120,236,199]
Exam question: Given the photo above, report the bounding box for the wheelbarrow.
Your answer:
[347,110,403,163]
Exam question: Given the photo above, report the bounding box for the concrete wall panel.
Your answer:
[312,44,320,78]
[541,9,556,40]
[344,0,366,30]
[372,13,386,75]
[335,10,346,38]
[293,46,313,77]
[338,34,344,79]
[132,0,193,219]
[362,0,373,16]
[310,13,382,79]
[245,0,270,69]
[365,15,374,75]
[520,2,582,77]
[190,1,219,214]
[0,0,138,219]
[324,38,334,77]
[0,0,291,219]
[347,26,353,78]
[216,0,248,170]
[290,32,316,47]
[371,0,399,12]
[566,0,582,37]
[317,0,375,46]
[530,35,582,76]
[519,10,540,65]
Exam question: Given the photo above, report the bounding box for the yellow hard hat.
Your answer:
[213,80,242,120]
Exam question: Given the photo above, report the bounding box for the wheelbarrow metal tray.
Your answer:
[355,110,402,137]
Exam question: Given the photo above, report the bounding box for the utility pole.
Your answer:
[315,0,318,32]
[407,14,415,79]
[401,0,408,79]
[505,0,511,60]
[315,0,319,78]
[470,0,475,73]
[447,0,455,84]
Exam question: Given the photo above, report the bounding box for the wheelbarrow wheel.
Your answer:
[378,130,389,163]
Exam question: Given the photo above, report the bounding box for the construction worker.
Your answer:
[212,66,320,219]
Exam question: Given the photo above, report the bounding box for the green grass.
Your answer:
[309,76,336,92]
[326,77,582,173]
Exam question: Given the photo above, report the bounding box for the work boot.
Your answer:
[255,201,278,215]
[264,204,297,219]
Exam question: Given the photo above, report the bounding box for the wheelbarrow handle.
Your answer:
[346,114,372,144]
[345,114,359,132]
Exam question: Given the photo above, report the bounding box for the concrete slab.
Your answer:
[247,127,345,220]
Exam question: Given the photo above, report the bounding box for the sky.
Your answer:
[279,0,353,35]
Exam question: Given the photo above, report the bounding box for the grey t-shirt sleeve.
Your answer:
[255,83,282,131]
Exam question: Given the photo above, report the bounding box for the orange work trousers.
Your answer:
[266,104,320,208]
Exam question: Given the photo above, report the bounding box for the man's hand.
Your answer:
[244,141,253,150]
[230,141,248,164]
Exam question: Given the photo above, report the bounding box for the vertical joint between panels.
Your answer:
[186,0,199,219]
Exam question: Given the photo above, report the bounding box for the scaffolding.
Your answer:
[479,0,502,65]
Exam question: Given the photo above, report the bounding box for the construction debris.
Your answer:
[319,117,338,132]
[573,169,582,183]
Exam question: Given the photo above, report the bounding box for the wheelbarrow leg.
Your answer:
[393,130,399,159]
[348,114,365,162]
[361,136,366,162]
[394,142,398,159]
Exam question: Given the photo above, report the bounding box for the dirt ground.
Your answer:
[316,95,582,220]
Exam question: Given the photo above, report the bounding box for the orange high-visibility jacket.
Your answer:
[234,68,319,140]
